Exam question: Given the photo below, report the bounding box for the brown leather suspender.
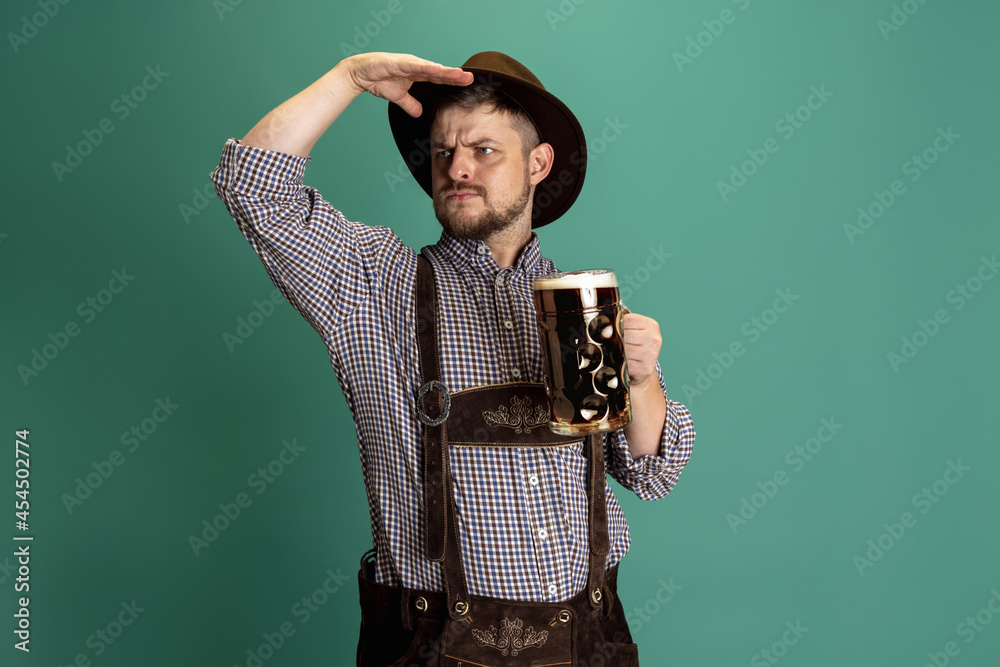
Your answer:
[416,252,449,565]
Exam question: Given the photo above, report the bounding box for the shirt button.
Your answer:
[528,474,538,486]
[477,245,487,255]
[538,528,548,540]
[548,584,558,597]
[504,319,513,329]
[511,368,521,378]
[496,276,505,286]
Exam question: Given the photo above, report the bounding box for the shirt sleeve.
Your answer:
[209,138,399,336]
[604,362,695,500]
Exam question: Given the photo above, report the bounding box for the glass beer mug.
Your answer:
[532,269,632,436]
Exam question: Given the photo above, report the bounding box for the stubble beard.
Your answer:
[434,173,532,242]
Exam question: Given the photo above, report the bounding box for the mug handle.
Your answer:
[617,302,632,386]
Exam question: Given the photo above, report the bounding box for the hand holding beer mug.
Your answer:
[533,270,632,436]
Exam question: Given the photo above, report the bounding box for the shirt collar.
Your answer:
[434,230,542,280]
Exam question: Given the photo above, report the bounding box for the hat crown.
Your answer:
[461,51,545,91]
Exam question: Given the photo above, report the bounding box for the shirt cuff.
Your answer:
[606,365,695,501]
[210,138,311,205]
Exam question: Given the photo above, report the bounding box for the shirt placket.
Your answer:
[518,451,567,601]
[492,266,526,382]
[498,266,562,600]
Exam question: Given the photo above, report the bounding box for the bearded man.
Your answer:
[211,51,695,667]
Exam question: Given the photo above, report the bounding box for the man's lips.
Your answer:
[445,190,481,202]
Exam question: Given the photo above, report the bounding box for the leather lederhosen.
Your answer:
[356,254,639,667]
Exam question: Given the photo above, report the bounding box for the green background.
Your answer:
[4,0,999,665]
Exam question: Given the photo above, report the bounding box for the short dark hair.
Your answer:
[431,84,542,158]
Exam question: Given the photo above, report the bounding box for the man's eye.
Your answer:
[436,149,451,158]
[477,147,494,155]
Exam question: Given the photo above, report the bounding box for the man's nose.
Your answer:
[447,149,474,182]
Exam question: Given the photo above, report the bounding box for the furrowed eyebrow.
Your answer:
[431,137,501,148]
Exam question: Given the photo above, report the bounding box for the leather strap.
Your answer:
[446,382,581,447]
[586,433,610,610]
[414,251,611,620]
[441,454,471,620]
[417,254,448,563]
[416,254,470,618]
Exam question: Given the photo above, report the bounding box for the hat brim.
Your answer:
[387,68,587,229]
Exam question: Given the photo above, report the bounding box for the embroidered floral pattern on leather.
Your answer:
[482,395,549,433]
[471,616,548,656]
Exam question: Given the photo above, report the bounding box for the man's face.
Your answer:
[429,104,533,241]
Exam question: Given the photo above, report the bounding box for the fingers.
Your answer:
[623,312,655,328]
[624,341,659,385]
[417,61,474,86]
[387,55,473,85]
[622,313,644,329]
[352,53,473,92]
[394,94,424,118]
[355,55,473,116]
[621,313,662,385]
[622,313,660,338]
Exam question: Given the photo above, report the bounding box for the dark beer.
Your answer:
[532,270,631,436]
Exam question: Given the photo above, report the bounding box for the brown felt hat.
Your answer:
[387,51,587,228]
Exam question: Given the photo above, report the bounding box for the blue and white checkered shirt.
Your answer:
[211,138,695,602]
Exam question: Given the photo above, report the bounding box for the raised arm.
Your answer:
[210,53,472,336]
[241,52,473,157]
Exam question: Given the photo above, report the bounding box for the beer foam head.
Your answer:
[533,269,618,291]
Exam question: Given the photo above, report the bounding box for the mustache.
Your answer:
[440,183,486,198]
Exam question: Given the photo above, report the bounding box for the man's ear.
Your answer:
[528,142,554,186]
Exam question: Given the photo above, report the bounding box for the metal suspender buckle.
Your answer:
[416,380,451,426]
